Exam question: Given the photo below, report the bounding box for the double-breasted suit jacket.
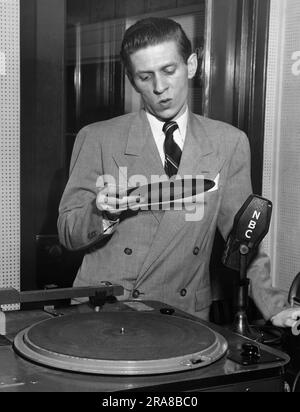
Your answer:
[58,110,288,319]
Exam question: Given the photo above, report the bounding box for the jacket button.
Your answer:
[132,289,140,299]
[124,248,133,255]
[180,289,187,297]
[193,247,200,256]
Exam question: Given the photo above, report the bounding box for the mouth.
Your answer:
[158,98,172,107]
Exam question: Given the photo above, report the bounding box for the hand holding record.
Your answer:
[102,177,215,214]
[96,183,144,219]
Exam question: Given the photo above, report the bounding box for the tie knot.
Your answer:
[163,121,178,136]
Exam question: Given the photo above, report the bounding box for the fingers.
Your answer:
[284,318,298,328]
[103,184,128,198]
[96,184,143,213]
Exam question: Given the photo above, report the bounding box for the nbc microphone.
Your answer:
[222,195,272,339]
[222,195,273,271]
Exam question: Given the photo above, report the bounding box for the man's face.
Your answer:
[128,40,198,121]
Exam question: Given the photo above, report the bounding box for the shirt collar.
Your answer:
[146,108,188,141]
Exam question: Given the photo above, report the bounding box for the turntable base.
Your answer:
[0,301,290,392]
[14,311,227,375]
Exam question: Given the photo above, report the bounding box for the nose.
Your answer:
[153,75,168,95]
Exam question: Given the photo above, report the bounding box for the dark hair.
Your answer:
[120,17,192,74]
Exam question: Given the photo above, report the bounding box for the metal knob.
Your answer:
[241,343,261,360]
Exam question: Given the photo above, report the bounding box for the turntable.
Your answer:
[0,285,290,392]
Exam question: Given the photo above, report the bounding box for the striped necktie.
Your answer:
[163,121,182,178]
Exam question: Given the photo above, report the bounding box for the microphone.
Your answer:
[221,194,273,341]
[222,194,273,271]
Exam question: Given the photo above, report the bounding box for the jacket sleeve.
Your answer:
[57,126,112,251]
[217,131,289,320]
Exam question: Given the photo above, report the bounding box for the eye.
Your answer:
[139,74,151,81]
[164,66,176,75]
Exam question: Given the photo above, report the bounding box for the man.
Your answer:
[58,17,299,327]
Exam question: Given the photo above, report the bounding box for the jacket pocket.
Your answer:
[195,286,212,312]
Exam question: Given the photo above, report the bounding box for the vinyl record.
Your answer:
[111,177,215,213]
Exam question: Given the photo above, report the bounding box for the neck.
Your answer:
[145,104,188,123]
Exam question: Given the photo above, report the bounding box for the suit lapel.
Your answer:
[136,112,225,285]
[178,112,214,177]
[112,110,165,222]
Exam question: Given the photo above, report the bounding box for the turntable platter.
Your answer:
[14,311,228,375]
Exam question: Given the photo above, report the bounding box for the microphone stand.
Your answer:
[232,244,262,341]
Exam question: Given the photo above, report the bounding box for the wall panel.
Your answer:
[264,0,300,290]
[0,0,20,309]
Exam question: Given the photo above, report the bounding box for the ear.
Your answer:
[187,53,198,80]
[126,69,140,93]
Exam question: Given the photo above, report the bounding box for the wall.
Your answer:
[0,0,20,308]
[67,0,201,25]
[264,0,300,290]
